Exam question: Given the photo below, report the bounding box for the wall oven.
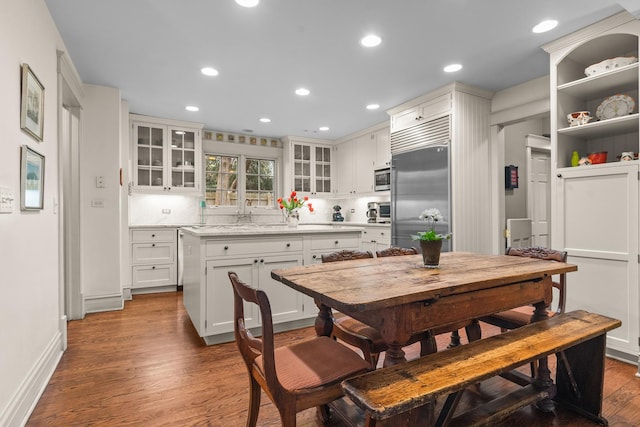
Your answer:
[374,168,391,191]
[377,202,391,223]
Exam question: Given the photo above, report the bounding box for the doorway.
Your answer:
[526,135,551,247]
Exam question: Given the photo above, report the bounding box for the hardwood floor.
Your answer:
[27,291,640,426]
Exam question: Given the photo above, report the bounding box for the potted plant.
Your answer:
[277,191,314,227]
[411,208,451,268]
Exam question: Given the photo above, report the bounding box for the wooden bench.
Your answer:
[341,310,621,427]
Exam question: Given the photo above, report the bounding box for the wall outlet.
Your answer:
[162,209,171,214]
[0,187,14,213]
[96,176,105,188]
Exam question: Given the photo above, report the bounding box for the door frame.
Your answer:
[57,50,85,337]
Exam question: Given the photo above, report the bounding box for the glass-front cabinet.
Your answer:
[131,114,203,193]
[284,137,333,196]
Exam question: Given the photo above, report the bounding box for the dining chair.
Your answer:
[479,246,572,379]
[228,271,370,427]
[480,246,568,330]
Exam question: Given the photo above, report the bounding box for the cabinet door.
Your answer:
[557,164,639,357]
[373,128,391,170]
[355,134,375,193]
[390,106,420,133]
[335,140,355,195]
[257,254,304,324]
[292,143,312,193]
[314,145,332,194]
[168,126,200,191]
[133,122,166,189]
[291,142,332,195]
[205,258,258,335]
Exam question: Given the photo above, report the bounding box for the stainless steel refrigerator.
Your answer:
[391,144,451,251]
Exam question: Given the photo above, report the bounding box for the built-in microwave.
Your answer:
[377,202,391,222]
[374,168,391,191]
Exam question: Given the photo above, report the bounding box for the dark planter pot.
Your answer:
[419,239,443,268]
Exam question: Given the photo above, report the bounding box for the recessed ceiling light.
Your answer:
[319,126,330,132]
[444,63,463,73]
[366,104,380,110]
[532,19,558,33]
[235,0,259,7]
[295,88,310,96]
[259,117,271,123]
[201,67,219,76]
[185,106,199,112]
[360,34,382,47]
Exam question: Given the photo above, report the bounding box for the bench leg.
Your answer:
[554,334,609,425]
[531,301,556,413]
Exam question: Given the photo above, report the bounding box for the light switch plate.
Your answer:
[0,187,15,213]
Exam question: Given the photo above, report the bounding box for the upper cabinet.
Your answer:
[389,93,452,133]
[334,124,389,196]
[282,137,333,196]
[131,114,203,193]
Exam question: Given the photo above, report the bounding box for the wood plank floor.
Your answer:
[27,291,640,426]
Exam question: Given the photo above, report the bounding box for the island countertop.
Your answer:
[180,224,364,237]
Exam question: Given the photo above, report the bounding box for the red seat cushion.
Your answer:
[255,336,370,391]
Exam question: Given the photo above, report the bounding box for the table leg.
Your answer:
[531,301,556,412]
[314,302,333,337]
[383,344,407,367]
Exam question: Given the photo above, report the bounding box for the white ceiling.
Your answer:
[44,1,634,140]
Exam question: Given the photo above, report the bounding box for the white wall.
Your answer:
[0,0,65,424]
[80,85,123,312]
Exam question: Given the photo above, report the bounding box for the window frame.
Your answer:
[203,151,278,210]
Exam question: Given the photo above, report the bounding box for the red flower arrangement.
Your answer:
[277,191,314,213]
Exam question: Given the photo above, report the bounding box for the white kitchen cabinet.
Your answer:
[204,253,303,336]
[308,232,362,265]
[335,134,375,195]
[130,227,177,292]
[361,226,391,254]
[373,128,391,170]
[282,137,332,196]
[389,93,451,133]
[545,12,640,363]
[131,114,203,193]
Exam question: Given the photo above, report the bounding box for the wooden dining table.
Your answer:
[271,251,577,367]
[271,251,578,425]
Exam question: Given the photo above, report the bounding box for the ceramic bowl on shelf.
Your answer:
[616,152,639,161]
[567,111,593,127]
[584,56,638,77]
[588,151,607,164]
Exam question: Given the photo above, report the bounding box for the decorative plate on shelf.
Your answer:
[584,56,637,77]
[596,94,635,120]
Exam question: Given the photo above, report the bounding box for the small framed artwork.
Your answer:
[270,139,279,147]
[216,133,224,141]
[203,131,213,140]
[228,134,235,142]
[20,64,45,141]
[239,135,246,143]
[250,137,257,145]
[20,145,45,210]
[260,138,267,146]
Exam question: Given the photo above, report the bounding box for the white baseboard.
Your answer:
[122,286,132,301]
[0,332,63,427]
[84,292,124,313]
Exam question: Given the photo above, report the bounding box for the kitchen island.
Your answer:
[181,224,363,344]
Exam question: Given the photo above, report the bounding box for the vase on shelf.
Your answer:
[286,209,300,228]
[419,239,442,268]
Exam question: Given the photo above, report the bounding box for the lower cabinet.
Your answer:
[555,163,639,361]
[204,254,303,336]
[130,227,177,292]
[182,229,363,344]
[361,226,391,255]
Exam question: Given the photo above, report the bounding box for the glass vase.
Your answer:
[419,239,442,268]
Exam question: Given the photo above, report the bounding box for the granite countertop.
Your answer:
[130,221,390,229]
[180,224,365,237]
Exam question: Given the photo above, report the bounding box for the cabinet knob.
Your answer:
[224,245,229,250]
[254,259,258,263]
[312,255,317,259]
[152,266,156,269]
[557,174,562,178]
[152,243,155,247]
[381,232,385,235]
[286,243,291,247]
[334,240,339,244]
[260,259,264,263]
[151,234,155,237]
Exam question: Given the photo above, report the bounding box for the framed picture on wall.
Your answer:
[20,145,45,210]
[20,64,45,141]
